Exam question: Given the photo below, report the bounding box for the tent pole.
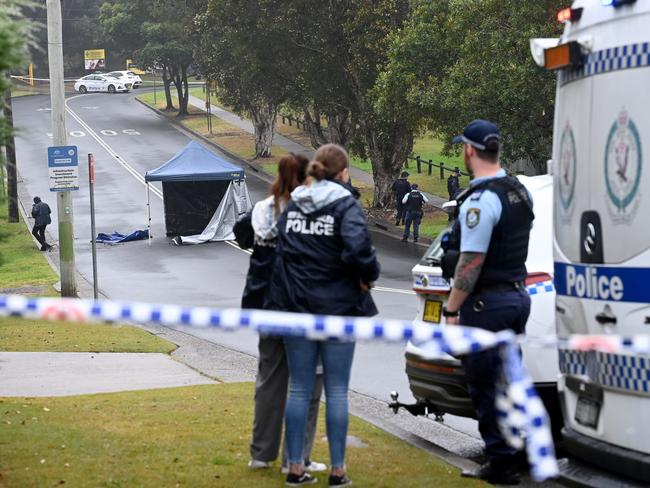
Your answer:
[146,183,152,246]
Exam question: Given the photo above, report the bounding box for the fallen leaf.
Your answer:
[64,463,70,468]
[43,407,50,412]
[40,459,46,464]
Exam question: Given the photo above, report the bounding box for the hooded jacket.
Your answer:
[31,201,52,227]
[267,180,380,317]
[241,196,284,309]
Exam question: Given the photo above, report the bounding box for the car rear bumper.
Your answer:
[405,352,476,418]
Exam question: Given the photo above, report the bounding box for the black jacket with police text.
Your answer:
[267,180,380,317]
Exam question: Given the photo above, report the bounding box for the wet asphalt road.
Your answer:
[12,91,479,440]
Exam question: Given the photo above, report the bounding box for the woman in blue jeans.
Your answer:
[267,144,380,487]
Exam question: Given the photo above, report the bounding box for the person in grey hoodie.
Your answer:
[268,144,380,487]
[31,197,53,251]
[242,154,326,475]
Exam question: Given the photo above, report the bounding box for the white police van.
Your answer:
[532,0,650,482]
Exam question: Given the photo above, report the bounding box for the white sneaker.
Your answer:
[281,461,327,474]
[306,461,328,472]
[248,459,271,469]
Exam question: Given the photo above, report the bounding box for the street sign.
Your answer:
[48,145,79,192]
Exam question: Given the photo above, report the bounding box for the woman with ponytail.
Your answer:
[268,144,380,487]
[241,153,326,476]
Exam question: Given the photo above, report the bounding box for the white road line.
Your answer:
[64,95,163,199]
[64,95,411,297]
[374,286,416,295]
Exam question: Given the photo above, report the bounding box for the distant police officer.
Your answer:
[440,120,534,485]
[401,183,428,243]
[391,171,411,225]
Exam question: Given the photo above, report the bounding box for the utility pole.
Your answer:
[3,83,19,223]
[47,0,77,297]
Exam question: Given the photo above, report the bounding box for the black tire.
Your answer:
[108,85,116,94]
[79,85,87,94]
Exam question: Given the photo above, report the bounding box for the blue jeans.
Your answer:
[460,289,530,463]
[403,211,422,240]
[284,337,355,469]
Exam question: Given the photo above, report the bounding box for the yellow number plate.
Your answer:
[422,300,442,323]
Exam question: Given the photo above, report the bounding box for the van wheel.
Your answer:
[79,85,87,94]
[108,85,116,94]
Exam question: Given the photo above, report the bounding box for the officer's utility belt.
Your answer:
[473,281,525,294]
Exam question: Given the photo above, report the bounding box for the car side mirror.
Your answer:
[442,200,457,215]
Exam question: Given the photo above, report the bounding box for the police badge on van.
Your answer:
[604,109,642,224]
[558,122,577,217]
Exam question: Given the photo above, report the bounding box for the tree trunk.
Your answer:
[303,107,351,149]
[172,64,189,116]
[250,102,277,158]
[366,124,414,209]
[3,87,18,222]
[161,66,175,111]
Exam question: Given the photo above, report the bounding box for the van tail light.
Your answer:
[557,7,583,23]
[525,272,552,286]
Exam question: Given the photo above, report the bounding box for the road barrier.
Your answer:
[0,293,561,481]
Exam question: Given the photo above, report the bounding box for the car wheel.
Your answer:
[79,85,87,94]
[108,85,116,94]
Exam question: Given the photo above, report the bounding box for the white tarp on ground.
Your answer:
[174,180,252,245]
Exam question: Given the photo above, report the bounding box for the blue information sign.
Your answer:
[48,145,79,191]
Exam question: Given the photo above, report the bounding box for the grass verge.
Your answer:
[0,199,58,290]
[0,319,175,353]
[0,383,472,487]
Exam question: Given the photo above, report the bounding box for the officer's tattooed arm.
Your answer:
[444,252,486,321]
[453,252,486,293]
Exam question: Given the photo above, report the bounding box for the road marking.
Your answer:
[82,106,99,110]
[64,95,162,199]
[64,95,412,297]
[37,108,52,112]
[374,286,415,295]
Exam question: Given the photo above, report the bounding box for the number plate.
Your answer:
[422,300,442,323]
[575,395,601,429]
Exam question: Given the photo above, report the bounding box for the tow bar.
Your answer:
[388,391,446,422]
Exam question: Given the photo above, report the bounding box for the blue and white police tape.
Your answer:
[0,294,559,482]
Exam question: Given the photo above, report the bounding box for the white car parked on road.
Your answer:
[74,74,130,94]
[107,70,143,89]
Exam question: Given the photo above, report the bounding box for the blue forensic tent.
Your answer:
[144,141,251,240]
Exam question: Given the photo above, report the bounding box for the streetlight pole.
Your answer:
[47,0,77,297]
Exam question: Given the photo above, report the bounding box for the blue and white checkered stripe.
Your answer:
[0,293,559,482]
[560,42,650,86]
[526,280,554,296]
[560,341,650,396]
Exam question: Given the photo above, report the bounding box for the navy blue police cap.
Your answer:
[452,119,500,153]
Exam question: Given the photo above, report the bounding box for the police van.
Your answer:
[531,0,650,482]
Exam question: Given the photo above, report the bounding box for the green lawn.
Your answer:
[0,319,175,353]
[0,199,58,289]
[0,384,473,488]
[350,134,471,200]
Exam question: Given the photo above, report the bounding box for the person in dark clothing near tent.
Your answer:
[240,154,326,476]
[391,171,411,226]
[402,184,428,243]
[31,197,53,251]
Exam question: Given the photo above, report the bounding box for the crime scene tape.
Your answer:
[0,293,557,481]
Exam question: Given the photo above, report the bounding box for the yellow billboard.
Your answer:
[84,49,106,71]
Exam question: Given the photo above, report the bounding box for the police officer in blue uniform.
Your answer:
[401,184,428,242]
[440,120,534,485]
